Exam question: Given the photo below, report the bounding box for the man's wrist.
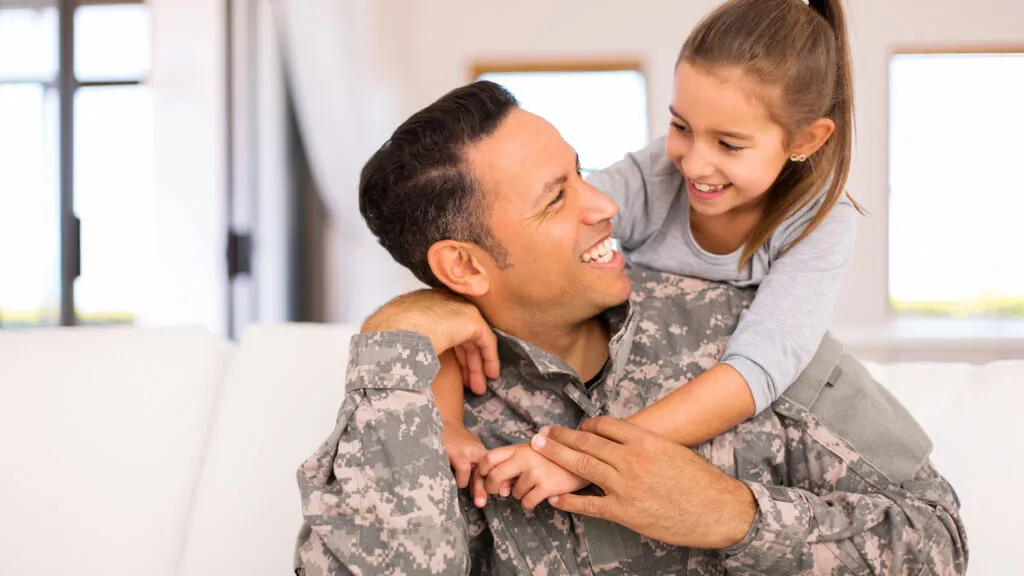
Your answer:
[362,313,444,352]
[713,477,759,549]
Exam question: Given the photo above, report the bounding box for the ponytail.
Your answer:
[781,0,861,262]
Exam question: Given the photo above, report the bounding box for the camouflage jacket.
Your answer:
[295,267,968,575]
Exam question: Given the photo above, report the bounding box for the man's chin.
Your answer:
[592,275,633,310]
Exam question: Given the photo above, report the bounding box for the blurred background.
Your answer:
[0,0,1021,362]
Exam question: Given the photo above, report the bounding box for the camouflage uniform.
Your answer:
[295,267,968,575]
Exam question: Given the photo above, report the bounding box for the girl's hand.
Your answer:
[477,443,591,510]
[454,341,498,396]
[442,422,490,508]
[361,289,501,370]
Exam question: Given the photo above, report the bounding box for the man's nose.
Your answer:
[581,183,618,224]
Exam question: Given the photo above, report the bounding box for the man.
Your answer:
[294,81,967,575]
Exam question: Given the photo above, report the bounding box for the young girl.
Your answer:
[438,0,862,506]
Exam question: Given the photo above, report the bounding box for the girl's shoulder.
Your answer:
[769,192,859,257]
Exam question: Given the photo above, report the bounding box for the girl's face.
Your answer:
[667,62,792,218]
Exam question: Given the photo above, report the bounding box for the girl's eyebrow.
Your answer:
[669,106,755,142]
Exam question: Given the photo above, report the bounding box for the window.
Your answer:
[0,0,151,329]
[475,63,649,174]
[888,52,1024,318]
[0,5,60,327]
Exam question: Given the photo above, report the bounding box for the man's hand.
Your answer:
[530,416,758,549]
[362,289,500,386]
[477,443,590,511]
[442,422,491,508]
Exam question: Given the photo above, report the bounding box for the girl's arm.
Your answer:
[628,363,755,446]
[433,351,493,499]
[432,350,467,427]
[628,200,859,446]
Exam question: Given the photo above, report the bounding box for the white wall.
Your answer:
[147,0,227,334]
[356,0,1024,360]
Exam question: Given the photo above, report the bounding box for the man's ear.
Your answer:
[791,117,836,159]
[427,240,491,297]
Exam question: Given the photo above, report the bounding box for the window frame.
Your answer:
[471,59,646,79]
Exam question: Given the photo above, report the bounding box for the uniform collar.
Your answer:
[490,297,639,383]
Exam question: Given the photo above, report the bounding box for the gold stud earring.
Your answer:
[790,153,808,162]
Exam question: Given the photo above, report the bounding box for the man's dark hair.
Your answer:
[359,80,518,288]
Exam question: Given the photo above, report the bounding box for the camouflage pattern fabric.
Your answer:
[295,267,968,575]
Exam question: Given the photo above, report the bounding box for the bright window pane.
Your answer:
[477,70,649,173]
[75,4,151,81]
[0,6,58,82]
[889,53,1024,317]
[73,85,153,325]
[0,84,61,327]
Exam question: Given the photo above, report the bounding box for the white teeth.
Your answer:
[693,181,726,193]
[581,238,615,264]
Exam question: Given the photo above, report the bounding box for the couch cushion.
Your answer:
[0,326,233,576]
[177,323,356,576]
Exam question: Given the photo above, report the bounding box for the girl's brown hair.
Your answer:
[680,0,861,268]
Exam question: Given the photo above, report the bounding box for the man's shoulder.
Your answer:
[626,265,757,308]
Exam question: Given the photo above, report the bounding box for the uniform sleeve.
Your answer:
[293,331,479,576]
[722,461,968,575]
[721,201,858,414]
[586,137,675,251]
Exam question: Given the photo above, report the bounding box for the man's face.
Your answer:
[466,108,631,324]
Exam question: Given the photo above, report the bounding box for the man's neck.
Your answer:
[487,308,611,382]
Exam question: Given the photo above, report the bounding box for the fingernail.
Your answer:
[549,496,559,504]
[531,434,547,449]
[539,426,551,437]
[475,497,485,507]
[500,485,510,497]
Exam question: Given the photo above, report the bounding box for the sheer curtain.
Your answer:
[270,0,420,324]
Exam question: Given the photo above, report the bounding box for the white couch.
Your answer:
[0,325,1018,575]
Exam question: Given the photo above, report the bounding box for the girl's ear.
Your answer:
[791,118,836,159]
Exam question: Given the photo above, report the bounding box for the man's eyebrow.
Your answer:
[668,106,753,141]
[540,174,569,197]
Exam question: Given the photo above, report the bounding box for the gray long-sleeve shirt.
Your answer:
[587,137,859,413]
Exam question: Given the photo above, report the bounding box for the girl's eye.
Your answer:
[720,140,743,152]
[670,121,689,133]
